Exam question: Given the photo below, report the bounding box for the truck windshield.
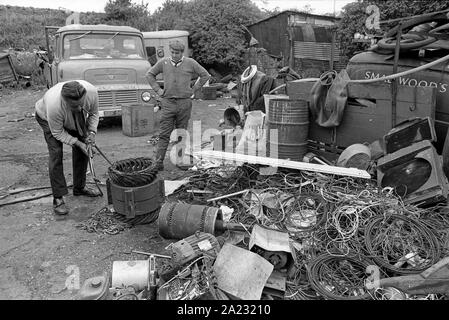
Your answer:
[63,33,145,60]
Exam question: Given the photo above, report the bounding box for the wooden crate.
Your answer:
[0,53,18,84]
[121,104,155,137]
[287,81,437,152]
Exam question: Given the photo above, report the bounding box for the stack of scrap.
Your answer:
[78,116,449,299]
[161,159,449,300]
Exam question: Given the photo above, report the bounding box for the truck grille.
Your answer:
[98,90,138,109]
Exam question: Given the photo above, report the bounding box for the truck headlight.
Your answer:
[141,91,152,102]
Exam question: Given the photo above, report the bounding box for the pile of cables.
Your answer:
[420,204,449,257]
[75,206,159,235]
[306,253,374,300]
[158,256,219,300]
[75,207,130,235]
[168,165,449,300]
[364,214,441,275]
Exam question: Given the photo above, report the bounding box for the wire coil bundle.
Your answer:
[364,214,441,275]
[108,157,158,187]
[306,253,373,300]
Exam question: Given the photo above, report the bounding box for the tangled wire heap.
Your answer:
[168,164,449,300]
[75,206,159,235]
[158,256,220,300]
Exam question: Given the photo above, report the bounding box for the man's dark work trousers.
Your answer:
[156,98,192,164]
[36,114,88,198]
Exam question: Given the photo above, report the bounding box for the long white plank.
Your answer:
[196,150,371,179]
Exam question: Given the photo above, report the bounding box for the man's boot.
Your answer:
[73,186,102,197]
[53,197,69,215]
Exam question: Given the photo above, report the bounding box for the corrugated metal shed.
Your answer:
[250,10,340,27]
[294,42,341,61]
[247,11,345,77]
[0,52,18,84]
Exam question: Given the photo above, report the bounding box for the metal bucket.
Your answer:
[158,202,221,239]
[267,99,309,161]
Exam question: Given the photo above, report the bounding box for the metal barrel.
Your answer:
[158,202,220,239]
[267,98,309,161]
[109,177,164,219]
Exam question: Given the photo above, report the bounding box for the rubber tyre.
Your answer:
[377,36,437,51]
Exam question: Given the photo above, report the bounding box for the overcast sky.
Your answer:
[0,0,354,14]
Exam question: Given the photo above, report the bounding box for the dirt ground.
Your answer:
[0,86,231,300]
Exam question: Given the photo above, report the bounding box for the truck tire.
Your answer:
[377,35,437,51]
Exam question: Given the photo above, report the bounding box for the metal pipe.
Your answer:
[206,189,249,202]
[132,250,171,259]
[94,145,113,166]
[391,22,403,128]
[87,144,104,197]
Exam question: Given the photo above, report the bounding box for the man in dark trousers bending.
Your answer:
[146,40,210,170]
[35,80,102,215]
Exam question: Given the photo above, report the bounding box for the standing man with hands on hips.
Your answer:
[35,80,102,216]
[146,40,210,171]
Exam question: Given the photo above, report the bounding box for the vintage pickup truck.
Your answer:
[43,24,155,118]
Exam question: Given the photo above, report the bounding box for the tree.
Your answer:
[337,0,449,60]
[104,0,155,31]
[336,1,369,59]
[262,7,281,17]
[180,0,267,71]
[300,4,314,14]
[152,0,188,30]
[104,0,135,21]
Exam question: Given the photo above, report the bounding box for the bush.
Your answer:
[1,1,270,74]
[0,5,106,50]
[180,0,267,71]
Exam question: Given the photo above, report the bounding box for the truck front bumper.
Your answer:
[98,108,122,118]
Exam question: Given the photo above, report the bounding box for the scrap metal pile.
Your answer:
[162,163,449,300]
[72,116,449,300]
[76,159,449,300]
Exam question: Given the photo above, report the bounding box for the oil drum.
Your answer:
[267,98,309,161]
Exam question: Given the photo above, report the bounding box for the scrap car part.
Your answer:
[170,232,221,266]
[77,272,111,300]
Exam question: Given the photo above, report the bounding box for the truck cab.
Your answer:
[142,30,190,85]
[142,30,190,65]
[43,24,155,118]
